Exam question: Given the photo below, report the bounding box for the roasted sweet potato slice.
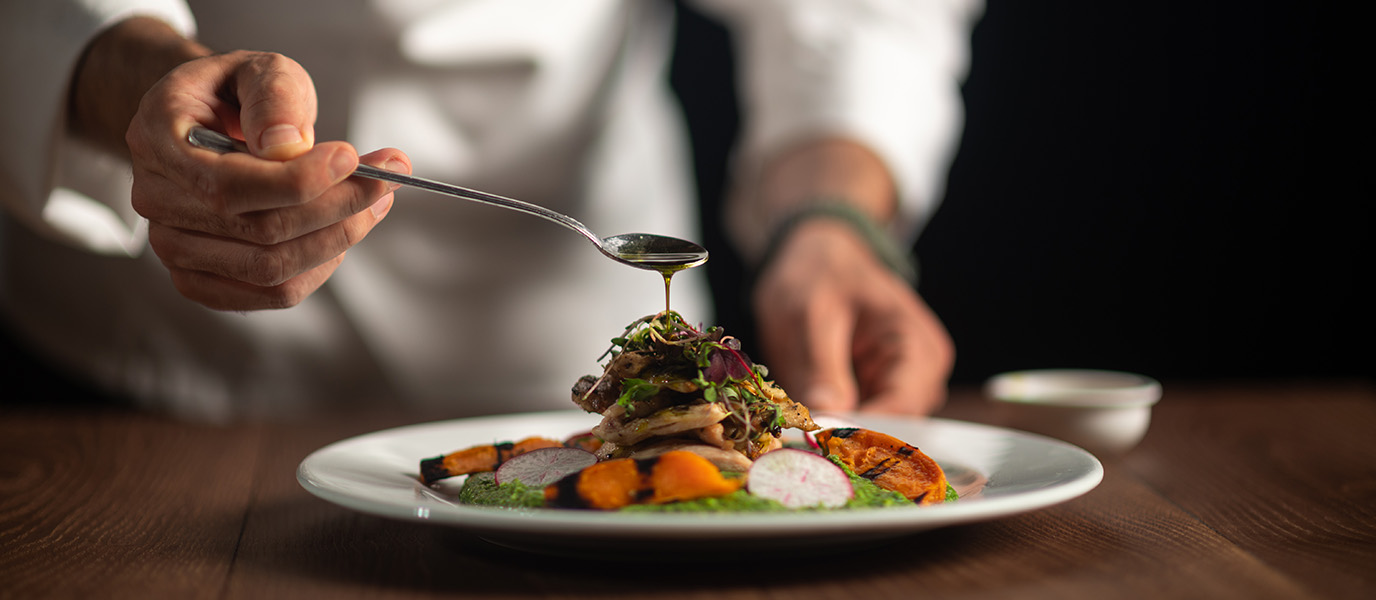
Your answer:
[544,450,742,509]
[814,428,948,505]
[646,449,743,504]
[419,437,562,484]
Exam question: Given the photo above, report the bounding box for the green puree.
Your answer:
[456,458,958,512]
[458,472,545,508]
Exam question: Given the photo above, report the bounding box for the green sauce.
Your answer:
[621,488,786,513]
[457,472,545,508]
[454,456,957,512]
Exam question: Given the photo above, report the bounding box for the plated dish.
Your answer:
[297,410,1103,555]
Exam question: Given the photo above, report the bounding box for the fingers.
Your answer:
[146,190,391,288]
[753,221,954,415]
[850,295,954,415]
[130,50,334,215]
[137,140,357,222]
[126,51,315,163]
[133,141,388,243]
[780,293,862,414]
[140,149,408,310]
[752,222,862,412]
[123,47,411,311]
[165,254,346,311]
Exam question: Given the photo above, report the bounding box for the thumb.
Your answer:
[233,53,318,160]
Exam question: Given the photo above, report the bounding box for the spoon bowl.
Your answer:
[601,233,709,271]
[187,127,709,272]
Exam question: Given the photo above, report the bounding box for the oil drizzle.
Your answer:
[617,251,708,313]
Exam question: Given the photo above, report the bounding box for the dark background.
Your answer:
[3,1,1365,402]
[672,1,1368,385]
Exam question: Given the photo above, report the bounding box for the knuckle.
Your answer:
[190,168,232,214]
[233,210,291,245]
[123,123,145,157]
[261,281,310,310]
[338,214,369,249]
[241,247,289,286]
[129,179,155,218]
[242,51,294,75]
[240,52,309,103]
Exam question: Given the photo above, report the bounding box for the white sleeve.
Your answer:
[689,0,982,241]
[0,0,195,256]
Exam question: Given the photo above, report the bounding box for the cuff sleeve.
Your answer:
[692,0,982,242]
[0,0,194,255]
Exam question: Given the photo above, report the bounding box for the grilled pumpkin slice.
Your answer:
[544,450,742,509]
[814,428,947,505]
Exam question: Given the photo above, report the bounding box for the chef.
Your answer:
[0,0,978,421]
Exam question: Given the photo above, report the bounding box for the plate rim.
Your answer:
[297,410,1104,539]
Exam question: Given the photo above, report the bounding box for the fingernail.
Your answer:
[370,194,393,219]
[259,124,303,151]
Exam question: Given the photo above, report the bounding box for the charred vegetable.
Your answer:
[544,450,743,509]
[419,437,562,485]
[814,428,948,505]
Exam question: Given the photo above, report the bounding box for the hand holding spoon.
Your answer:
[186,127,709,273]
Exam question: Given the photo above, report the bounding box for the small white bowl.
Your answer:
[986,369,1162,458]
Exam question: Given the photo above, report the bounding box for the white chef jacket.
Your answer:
[0,0,979,421]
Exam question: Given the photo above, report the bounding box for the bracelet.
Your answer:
[755,200,918,284]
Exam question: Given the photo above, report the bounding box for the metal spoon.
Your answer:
[186,126,708,272]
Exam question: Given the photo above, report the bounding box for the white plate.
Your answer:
[298,411,1103,556]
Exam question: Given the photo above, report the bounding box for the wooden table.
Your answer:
[3,380,1373,599]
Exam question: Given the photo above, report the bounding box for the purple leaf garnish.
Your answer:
[705,344,755,383]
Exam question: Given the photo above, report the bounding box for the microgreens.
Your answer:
[599,311,788,445]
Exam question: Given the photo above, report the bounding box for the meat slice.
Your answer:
[759,382,819,431]
[571,350,660,414]
[696,422,732,451]
[592,402,730,446]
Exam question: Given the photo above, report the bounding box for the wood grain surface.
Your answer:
[2,381,1373,599]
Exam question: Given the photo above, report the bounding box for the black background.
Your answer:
[672,1,1368,385]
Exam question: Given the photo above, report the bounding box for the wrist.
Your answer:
[755,199,918,284]
[726,137,901,267]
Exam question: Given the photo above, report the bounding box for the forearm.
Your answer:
[729,136,902,270]
[757,137,896,223]
[69,16,210,156]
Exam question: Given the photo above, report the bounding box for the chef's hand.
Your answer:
[73,17,408,311]
[732,138,953,415]
[752,221,953,415]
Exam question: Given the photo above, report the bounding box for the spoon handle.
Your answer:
[185,126,601,246]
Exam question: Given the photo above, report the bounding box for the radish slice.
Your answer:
[494,447,597,488]
[747,448,854,509]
